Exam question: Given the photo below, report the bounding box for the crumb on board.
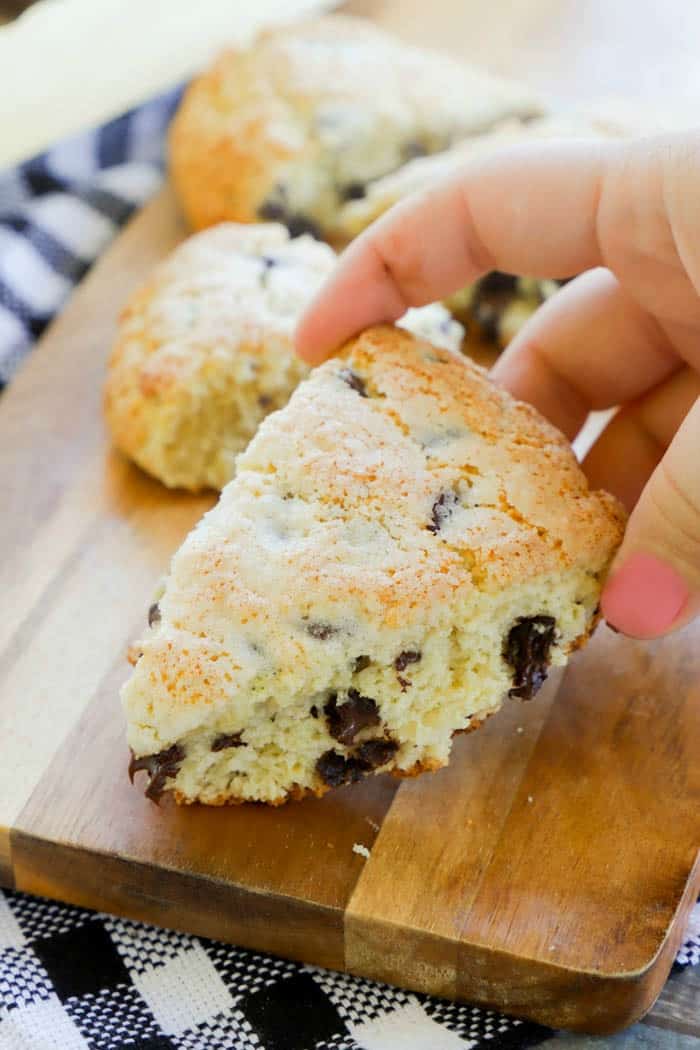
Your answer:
[527,795,534,804]
[516,726,524,734]
[365,818,380,832]
[353,843,371,859]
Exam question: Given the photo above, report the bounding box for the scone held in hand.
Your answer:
[123,327,625,805]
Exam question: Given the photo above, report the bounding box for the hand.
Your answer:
[295,134,700,639]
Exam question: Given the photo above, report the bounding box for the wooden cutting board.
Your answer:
[3,1,700,1035]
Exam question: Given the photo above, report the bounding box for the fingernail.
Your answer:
[601,552,689,638]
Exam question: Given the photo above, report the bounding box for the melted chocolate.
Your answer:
[316,750,369,787]
[324,689,380,746]
[211,732,245,752]
[356,738,398,769]
[504,615,556,700]
[128,743,184,803]
[394,650,421,673]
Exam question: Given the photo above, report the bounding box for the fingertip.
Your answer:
[294,313,331,366]
[601,551,689,639]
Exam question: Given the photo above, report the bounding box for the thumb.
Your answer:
[601,397,700,638]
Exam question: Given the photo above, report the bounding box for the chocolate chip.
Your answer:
[306,622,338,641]
[356,738,398,769]
[148,602,161,627]
[286,214,322,240]
[258,255,278,289]
[394,650,421,673]
[128,743,184,804]
[310,705,319,719]
[316,750,347,786]
[472,272,519,343]
[211,732,245,752]
[472,304,500,343]
[503,615,556,700]
[402,141,428,160]
[257,199,287,223]
[352,655,371,673]
[478,271,518,296]
[316,750,368,787]
[258,394,274,409]
[426,491,459,534]
[325,689,380,746]
[338,368,367,397]
[341,180,366,201]
[257,200,321,241]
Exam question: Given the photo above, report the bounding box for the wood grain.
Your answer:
[644,965,700,1039]
[12,663,398,971]
[346,626,700,1031]
[0,191,196,884]
[346,673,562,999]
[2,0,700,1033]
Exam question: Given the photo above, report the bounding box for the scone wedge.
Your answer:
[124,327,625,805]
[169,15,542,239]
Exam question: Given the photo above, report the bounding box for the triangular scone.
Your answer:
[169,14,542,238]
[124,327,625,805]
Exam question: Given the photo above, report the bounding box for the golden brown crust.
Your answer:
[124,324,624,807]
[168,15,541,235]
[104,223,334,490]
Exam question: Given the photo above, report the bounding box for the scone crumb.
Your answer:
[353,843,371,859]
[365,818,380,832]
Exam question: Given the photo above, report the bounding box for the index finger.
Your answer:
[295,138,618,363]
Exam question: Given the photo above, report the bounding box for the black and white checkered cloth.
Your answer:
[1,91,699,1050]
[0,87,182,389]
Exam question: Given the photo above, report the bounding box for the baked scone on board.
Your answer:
[168,14,542,240]
[104,222,463,491]
[123,326,625,806]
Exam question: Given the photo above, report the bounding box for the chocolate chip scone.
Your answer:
[104,222,463,491]
[104,223,332,491]
[168,15,542,240]
[123,326,625,805]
